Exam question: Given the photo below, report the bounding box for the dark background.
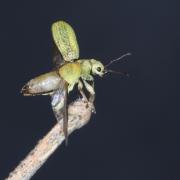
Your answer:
[0,0,180,179]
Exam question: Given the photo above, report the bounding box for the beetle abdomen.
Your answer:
[21,71,63,96]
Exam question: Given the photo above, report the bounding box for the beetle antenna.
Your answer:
[105,52,131,67]
[105,69,129,77]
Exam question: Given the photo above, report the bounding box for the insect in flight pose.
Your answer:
[21,21,130,145]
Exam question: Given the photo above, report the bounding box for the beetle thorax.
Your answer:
[78,59,92,77]
[59,62,82,85]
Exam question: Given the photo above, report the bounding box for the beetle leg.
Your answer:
[81,74,94,81]
[68,83,75,93]
[82,80,96,113]
[83,80,95,95]
[78,80,88,101]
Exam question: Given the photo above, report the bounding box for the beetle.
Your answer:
[21,21,130,145]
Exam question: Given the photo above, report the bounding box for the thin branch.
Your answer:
[5,97,94,180]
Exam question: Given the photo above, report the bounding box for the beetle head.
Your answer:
[90,59,105,77]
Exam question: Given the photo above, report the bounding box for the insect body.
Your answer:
[22,59,104,96]
[21,21,106,145]
[21,20,130,145]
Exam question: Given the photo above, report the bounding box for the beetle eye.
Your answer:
[97,67,101,72]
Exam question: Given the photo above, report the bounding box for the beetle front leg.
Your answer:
[83,80,96,113]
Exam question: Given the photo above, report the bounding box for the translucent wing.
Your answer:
[51,81,69,145]
[51,86,65,121]
[51,21,79,62]
[63,83,68,145]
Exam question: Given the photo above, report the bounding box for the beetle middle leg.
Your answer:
[83,80,95,95]
[78,80,88,101]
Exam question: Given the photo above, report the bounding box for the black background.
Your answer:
[0,0,180,179]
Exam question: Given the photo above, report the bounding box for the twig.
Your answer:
[5,97,94,180]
